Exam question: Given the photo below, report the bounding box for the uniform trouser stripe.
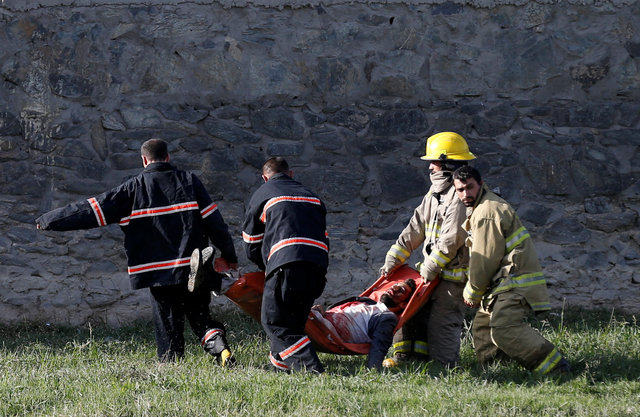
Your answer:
[269,352,290,370]
[392,340,413,355]
[535,347,562,374]
[201,328,222,346]
[279,336,311,360]
[414,341,429,355]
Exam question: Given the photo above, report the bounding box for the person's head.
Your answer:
[261,157,292,182]
[421,132,475,174]
[141,139,169,167]
[453,165,484,207]
[380,278,417,311]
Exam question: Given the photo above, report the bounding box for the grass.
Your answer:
[0,307,639,417]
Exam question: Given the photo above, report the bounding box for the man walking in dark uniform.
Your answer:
[242,157,329,373]
[36,138,238,365]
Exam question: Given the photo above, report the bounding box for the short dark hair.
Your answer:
[404,278,416,293]
[141,139,168,161]
[453,165,482,183]
[442,160,468,172]
[262,157,289,175]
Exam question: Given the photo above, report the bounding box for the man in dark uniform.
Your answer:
[242,157,329,373]
[36,138,238,365]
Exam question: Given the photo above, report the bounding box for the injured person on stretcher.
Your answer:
[190,248,429,371]
[311,278,417,370]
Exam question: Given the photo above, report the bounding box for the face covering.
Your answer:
[429,169,453,194]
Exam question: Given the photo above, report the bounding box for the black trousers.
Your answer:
[366,310,398,369]
[149,284,225,361]
[261,261,326,372]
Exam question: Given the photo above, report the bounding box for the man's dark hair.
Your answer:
[442,160,468,173]
[404,278,417,293]
[141,139,169,161]
[453,165,482,183]
[262,157,289,175]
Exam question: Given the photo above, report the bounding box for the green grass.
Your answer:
[1,307,639,417]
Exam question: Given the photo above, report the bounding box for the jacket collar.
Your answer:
[144,161,173,173]
[269,172,291,181]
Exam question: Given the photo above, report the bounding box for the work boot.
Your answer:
[188,247,215,292]
[382,352,409,368]
[202,328,237,367]
[382,352,429,368]
[549,357,571,375]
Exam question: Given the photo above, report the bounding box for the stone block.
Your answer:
[203,117,261,144]
[250,107,304,140]
[266,142,304,156]
[542,218,591,245]
[0,111,22,136]
[368,109,428,137]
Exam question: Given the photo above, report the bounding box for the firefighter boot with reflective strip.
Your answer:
[188,247,216,293]
[202,328,237,367]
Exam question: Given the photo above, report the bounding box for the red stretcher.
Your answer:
[223,264,439,355]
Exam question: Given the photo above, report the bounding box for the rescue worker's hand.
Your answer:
[419,263,437,284]
[463,297,479,309]
[311,304,324,313]
[379,263,401,278]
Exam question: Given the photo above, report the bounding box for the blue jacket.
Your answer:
[36,162,237,289]
[242,173,329,276]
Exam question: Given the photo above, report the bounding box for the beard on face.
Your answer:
[462,198,475,207]
[380,293,396,308]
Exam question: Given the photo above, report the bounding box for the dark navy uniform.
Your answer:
[36,161,238,361]
[242,172,329,372]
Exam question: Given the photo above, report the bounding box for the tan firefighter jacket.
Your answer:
[383,176,469,283]
[463,184,551,312]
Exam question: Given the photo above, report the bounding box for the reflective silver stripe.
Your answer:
[88,198,107,227]
[428,249,450,268]
[464,285,483,302]
[529,301,552,312]
[268,237,328,260]
[120,201,199,225]
[425,223,441,239]
[414,341,429,355]
[506,226,530,252]
[535,347,562,374]
[127,257,190,275]
[494,272,546,294]
[387,244,410,262]
[392,340,412,354]
[242,231,264,243]
[279,336,310,360]
[201,202,218,219]
[441,267,468,282]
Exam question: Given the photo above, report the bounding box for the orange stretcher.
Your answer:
[223,264,439,355]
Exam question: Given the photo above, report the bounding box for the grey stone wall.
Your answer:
[1,0,639,325]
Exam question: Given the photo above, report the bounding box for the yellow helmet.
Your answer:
[420,132,476,161]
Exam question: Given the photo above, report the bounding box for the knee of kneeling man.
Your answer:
[490,326,519,347]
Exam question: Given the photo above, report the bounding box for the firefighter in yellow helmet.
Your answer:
[380,132,474,368]
[452,165,570,375]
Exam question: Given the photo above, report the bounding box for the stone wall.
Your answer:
[1,0,639,326]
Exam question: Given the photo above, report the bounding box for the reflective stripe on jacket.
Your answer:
[383,183,469,283]
[463,184,550,312]
[36,162,237,289]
